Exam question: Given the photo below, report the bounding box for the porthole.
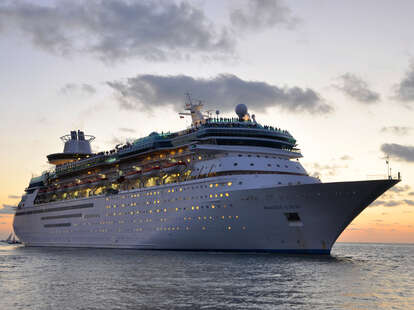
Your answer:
[234,163,238,166]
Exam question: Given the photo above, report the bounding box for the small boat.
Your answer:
[4,232,21,244]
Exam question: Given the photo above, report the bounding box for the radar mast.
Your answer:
[179,93,206,126]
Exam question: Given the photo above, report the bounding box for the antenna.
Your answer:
[385,155,391,179]
[185,92,192,104]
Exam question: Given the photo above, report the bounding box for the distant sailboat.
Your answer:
[2,232,21,244]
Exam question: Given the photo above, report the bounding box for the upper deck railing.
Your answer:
[37,119,295,181]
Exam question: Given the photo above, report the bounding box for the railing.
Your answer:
[41,119,295,180]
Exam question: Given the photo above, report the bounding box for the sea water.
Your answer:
[0,243,413,309]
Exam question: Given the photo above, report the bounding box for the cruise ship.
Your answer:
[13,97,400,254]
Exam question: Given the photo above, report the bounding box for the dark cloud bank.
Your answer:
[0,0,296,63]
[107,74,332,114]
[381,143,414,162]
[380,126,412,136]
[230,0,298,32]
[60,83,96,95]
[394,62,414,102]
[333,73,380,103]
[0,0,234,62]
[370,199,414,207]
[0,204,16,214]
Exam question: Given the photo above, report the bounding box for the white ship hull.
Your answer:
[13,175,398,254]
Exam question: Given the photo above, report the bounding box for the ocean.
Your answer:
[0,243,413,310]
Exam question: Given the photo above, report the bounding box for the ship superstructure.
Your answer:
[13,98,399,253]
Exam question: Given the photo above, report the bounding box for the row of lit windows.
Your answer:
[104,193,231,210]
[105,182,233,201]
[47,224,247,234]
[184,215,239,221]
[67,213,239,227]
[236,154,289,160]
[105,203,233,217]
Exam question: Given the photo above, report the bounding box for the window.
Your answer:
[285,212,301,222]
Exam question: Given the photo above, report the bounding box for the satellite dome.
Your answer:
[235,104,248,118]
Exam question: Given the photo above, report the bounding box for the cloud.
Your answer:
[333,73,380,103]
[0,204,16,214]
[107,73,332,114]
[230,0,298,32]
[389,185,411,193]
[380,126,412,135]
[119,128,136,133]
[0,0,234,62]
[370,200,402,207]
[340,155,352,161]
[307,163,347,177]
[394,62,414,102]
[381,143,414,162]
[60,83,96,95]
[404,200,414,206]
[108,136,134,147]
[8,195,20,199]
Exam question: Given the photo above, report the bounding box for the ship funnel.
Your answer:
[47,130,95,165]
[62,130,94,154]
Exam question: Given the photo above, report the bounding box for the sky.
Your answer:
[0,0,414,243]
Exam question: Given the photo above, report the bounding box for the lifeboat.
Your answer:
[142,166,161,177]
[161,162,187,174]
[63,183,74,190]
[72,181,82,189]
[90,177,107,187]
[55,186,64,193]
[46,187,55,193]
[124,170,142,180]
[78,180,89,189]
